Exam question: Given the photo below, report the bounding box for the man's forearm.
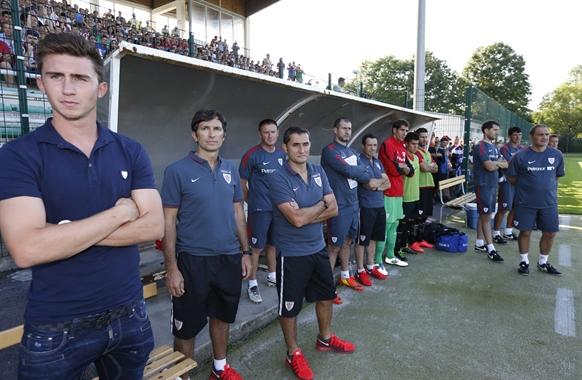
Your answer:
[97,210,164,246]
[234,203,250,251]
[161,221,178,270]
[311,203,338,223]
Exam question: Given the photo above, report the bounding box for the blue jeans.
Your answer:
[18,299,154,380]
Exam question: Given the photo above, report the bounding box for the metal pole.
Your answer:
[413,0,426,111]
[10,0,29,134]
[188,0,194,57]
[327,73,332,90]
[463,86,474,181]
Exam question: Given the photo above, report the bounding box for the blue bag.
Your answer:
[436,232,468,253]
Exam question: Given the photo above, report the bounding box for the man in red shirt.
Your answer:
[375,120,410,267]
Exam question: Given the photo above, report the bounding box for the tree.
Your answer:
[347,52,465,114]
[533,65,582,149]
[462,42,531,117]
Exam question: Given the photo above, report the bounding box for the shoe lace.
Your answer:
[329,335,349,350]
[291,352,309,373]
[219,365,240,380]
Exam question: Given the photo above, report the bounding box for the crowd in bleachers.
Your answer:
[0,0,305,84]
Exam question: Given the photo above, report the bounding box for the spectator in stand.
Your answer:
[232,41,239,60]
[0,38,13,85]
[287,62,295,81]
[295,64,304,83]
[0,22,14,53]
[429,136,452,200]
[262,53,272,69]
[277,57,284,79]
[449,136,464,177]
[332,77,345,92]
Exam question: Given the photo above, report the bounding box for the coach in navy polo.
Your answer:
[161,109,251,380]
[507,124,565,276]
[0,34,164,379]
[269,126,356,380]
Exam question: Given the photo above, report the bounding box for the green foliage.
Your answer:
[462,42,531,117]
[533,65,582,140]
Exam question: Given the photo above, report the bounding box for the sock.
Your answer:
[267,272,276,281]
[341,270,350,279]
[318,335,330,343]
[357,268,365,273]
[486,244,495,253]
[213,358,226,372]
[493,230,501,237]
[366,264,375,270]
[520,253,529,264]
[476,239,485,247]
[504,228,513,235]
[538,254,548,265]
[248,279,258,288]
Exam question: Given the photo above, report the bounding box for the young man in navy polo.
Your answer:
[0,33,164,379]
[239,118,286,304]
[270,126,355,380]
[508,125,565,276]
[321,117,387,298]
[161,110,252,380]
[355,133,391,284]
[473,121,508,262]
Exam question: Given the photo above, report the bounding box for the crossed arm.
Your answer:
[276,193,338,228]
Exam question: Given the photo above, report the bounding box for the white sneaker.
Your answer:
[247,286,263,303]
[385,257,409,267]
[377,264,389,276]
[266,277,277,287]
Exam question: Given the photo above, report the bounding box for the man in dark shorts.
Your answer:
[239,119,286,303]
[507,125,565,276]
[161,110,252,380]
[269,127,355,380]
[493,126,526,243]
[0,33,164,379]
[355,133,391,284]
[472,121,508,262]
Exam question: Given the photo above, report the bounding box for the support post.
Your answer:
[11,0,29,134]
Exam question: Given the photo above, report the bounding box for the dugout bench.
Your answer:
[437,175,476,223]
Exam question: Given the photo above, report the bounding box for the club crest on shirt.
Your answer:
[251,237,257,245]
[513,220,519,227]
[360,235,366,241]
[222,170,232,184]
[548,157,555,165]
[314,174,322,187]
[419,210,423,215]
[331,236,338,243]
[483,208,488,213]
[278,158,284,166]
[121,170,128,179]
[285,301,294,311]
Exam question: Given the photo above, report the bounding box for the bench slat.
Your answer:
[446,193,475,207]
[439,175,466,190]
[143,351,185,377]
[147,345,174,363]
[0,325,23,350]
[147,358,198,380]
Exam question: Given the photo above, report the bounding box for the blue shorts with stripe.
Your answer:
[327,206,359,246]
[497,181,515,211]
[248,211,274,249]
[476,186,497,215]
[513,206,559,233]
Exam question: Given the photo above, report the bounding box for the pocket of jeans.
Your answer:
[130,299,152,333]
[20,327,68,365]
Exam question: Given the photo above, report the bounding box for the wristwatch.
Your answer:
[242,249,252,256]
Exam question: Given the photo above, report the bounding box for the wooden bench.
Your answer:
[438,175,476,222]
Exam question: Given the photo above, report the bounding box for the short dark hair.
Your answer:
[283,126,310,144]
[191,110,226,132]
[529,124,548,136]
[392,119,410,130]
[361,133,377,145]
[508,126,521,136]
[549,134,559,139]
[416,127,428,134]
[333,117,351,128]
[481,120,500,133]
[405,132,419,143]
[258,118,277,131]
[38,33,104,82]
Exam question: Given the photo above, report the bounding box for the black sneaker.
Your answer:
[518,261,529,275]
[400,247,417,255]
[537,262,562,276]
[493,235,507,244]
[474,245,487,253]
[487,250,504,262]
[395,251,408,262]
[502,233,518,241]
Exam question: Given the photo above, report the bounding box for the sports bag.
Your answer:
[423,222,458,244]
[436,232,468,253]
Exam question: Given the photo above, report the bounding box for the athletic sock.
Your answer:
[267,272,276,282]
[493,230,501,237]
[504,228,513,235]
[486,244,495,253]
[520,253,529,264]
[341,270,350,280]
[213,358,226,372]
[248,279,258,288]
[366,264,375,271]
[357,268,365,273]
[538,254,548,265]
[476,239,485,247]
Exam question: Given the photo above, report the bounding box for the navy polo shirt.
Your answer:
[0,119,156,323]
[473,140,500,187]
[239,145,286,212]
[357,153,385,208]
[161,152,243,256]
[321,142,372,209]
[269,162,333,257]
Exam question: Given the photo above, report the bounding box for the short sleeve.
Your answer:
[239,149,253,180]
[160,165,182,208]
[269,172,295,206]
[130,143,156,190]
[507,152,519,178]
[478,143,492,163]
[320,167,333,195]
[231,167,243,202]
[0,143,42,201]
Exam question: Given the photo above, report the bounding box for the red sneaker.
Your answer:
[409,242,425,253]
[333,294,343,305]
[355,270,372,286]
[418,240,434,249]
[368,265,388,280]
[209,364,243,380]
[339,276,364,292]
[316,335,356,353]
[286,349,314,380]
